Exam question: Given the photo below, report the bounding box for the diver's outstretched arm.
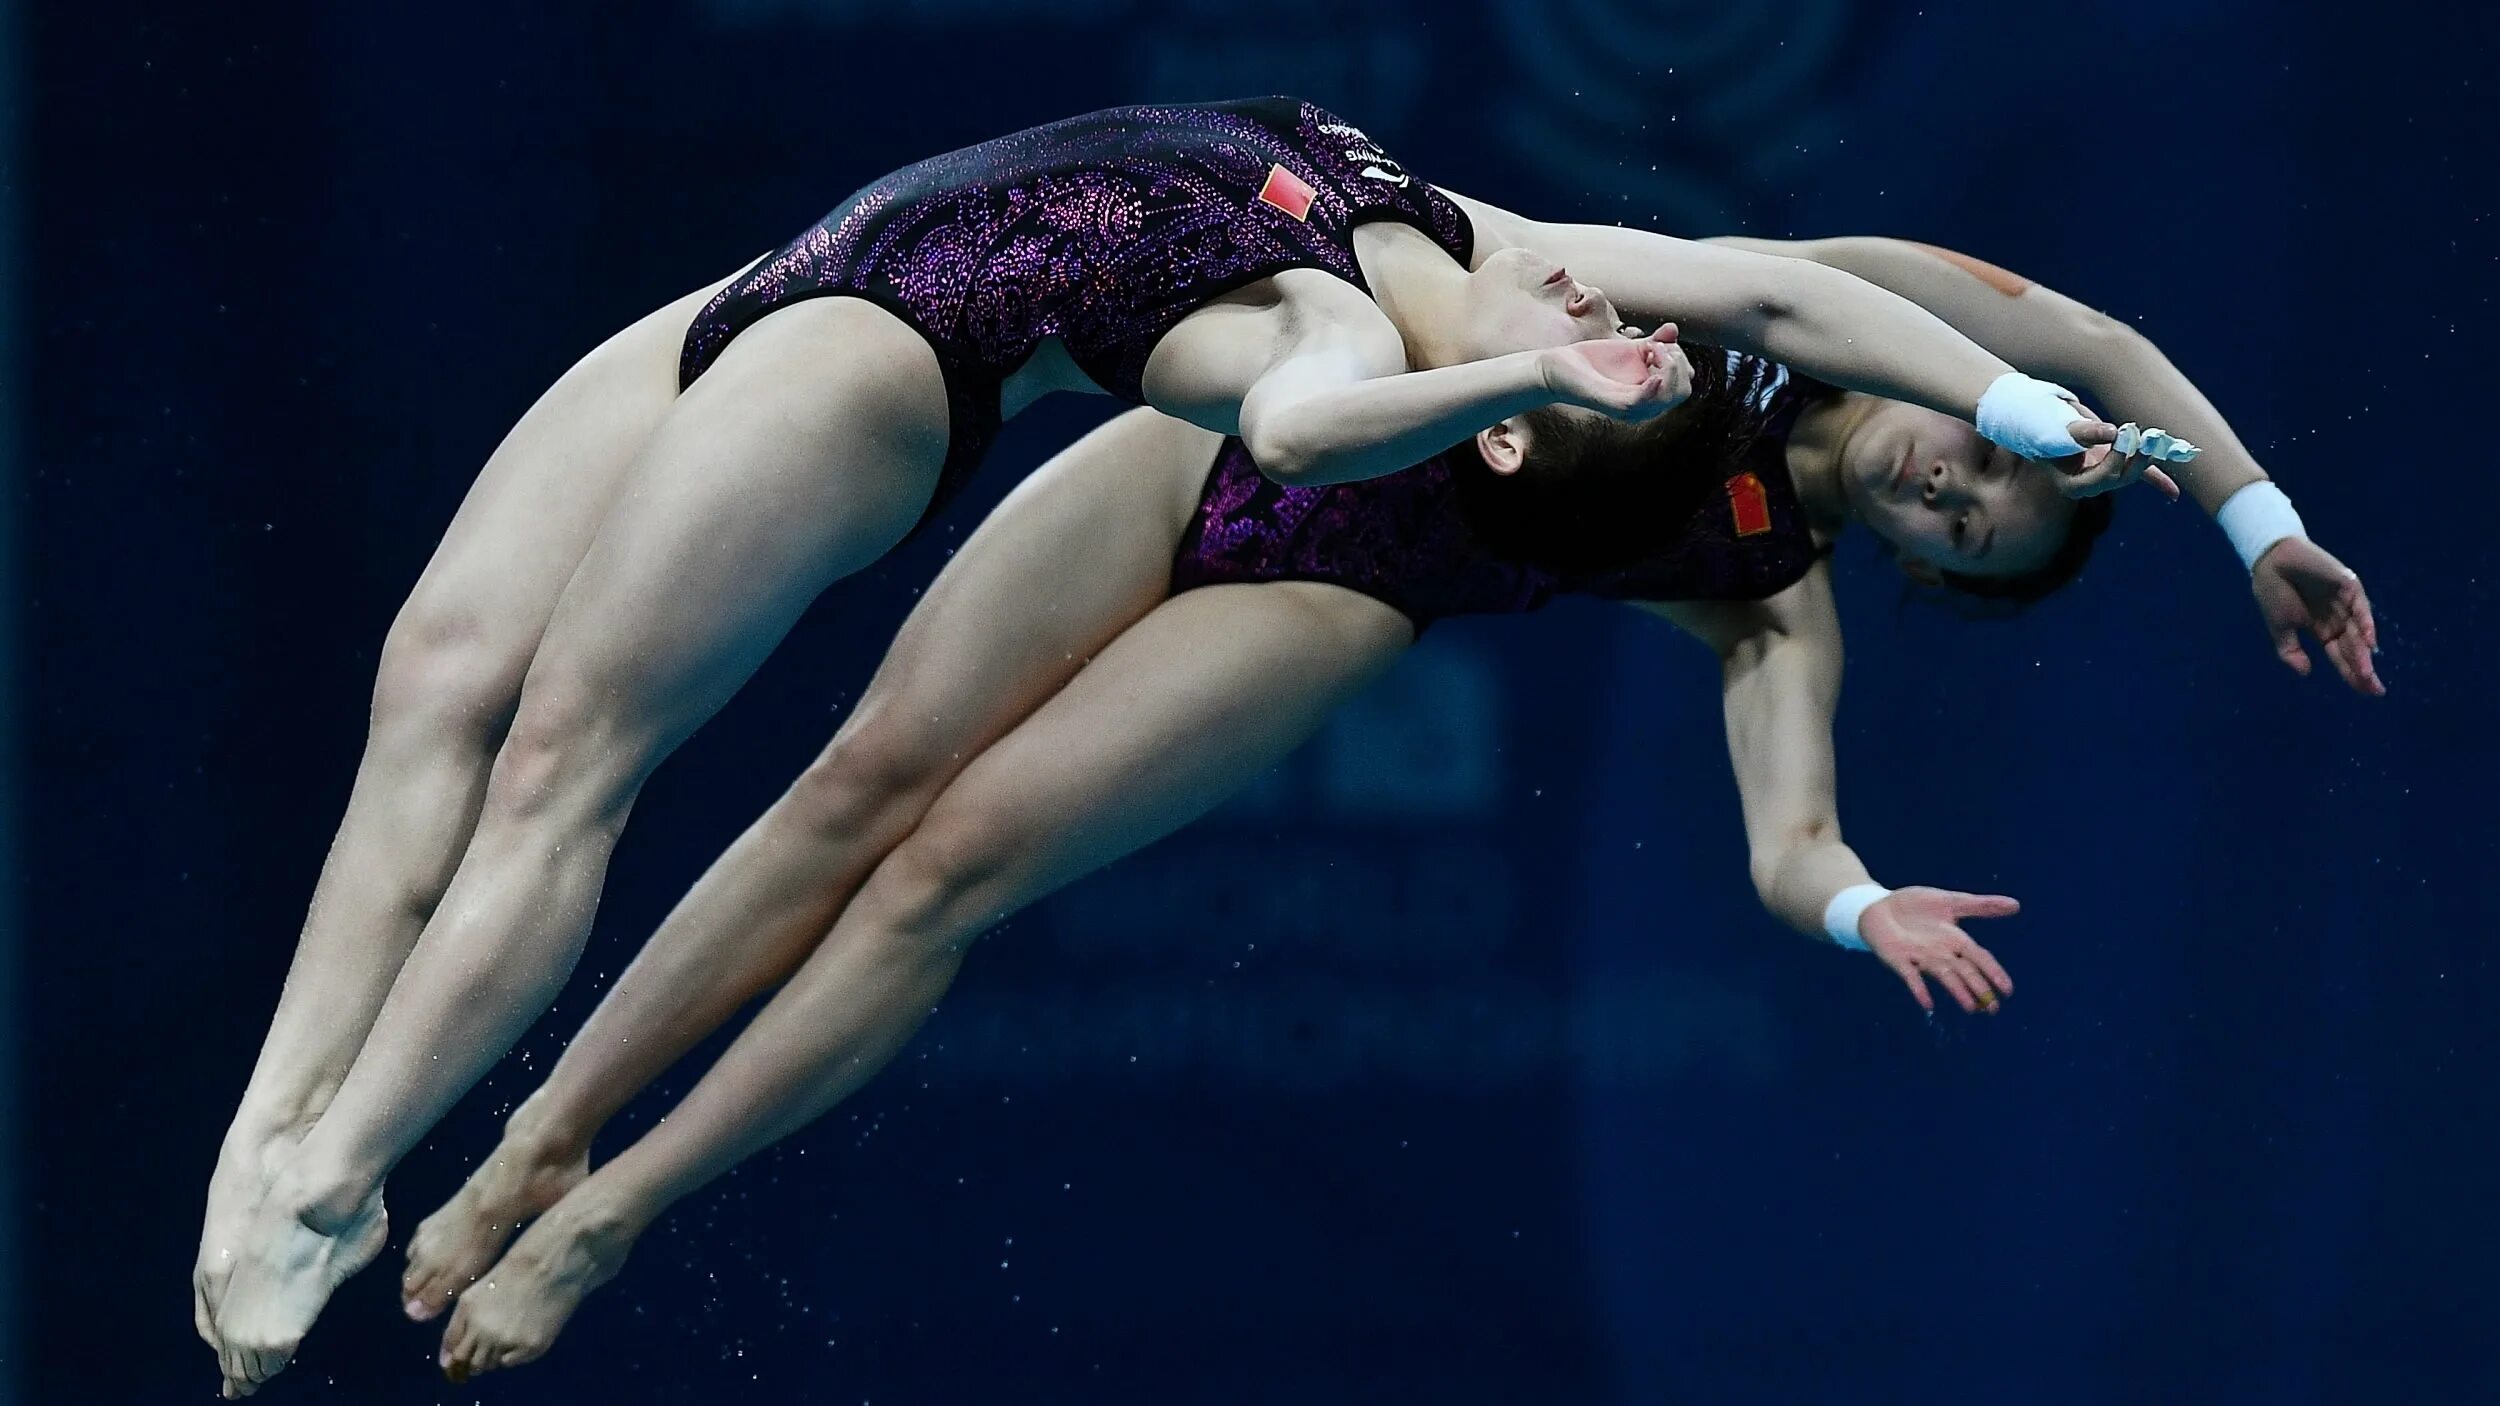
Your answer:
[1707,235,2259,506]
[1638,571,2019,1016]
[1706,235,2382,695]
[1437,188,2114,469]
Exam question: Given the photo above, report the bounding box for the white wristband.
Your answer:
[1821,883,1892,952]
[1974,372,2088,461]
[2214,480,2307,571]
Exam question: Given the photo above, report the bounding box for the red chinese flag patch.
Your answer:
[1256,164,1317,221]
[1727,472,1772,537]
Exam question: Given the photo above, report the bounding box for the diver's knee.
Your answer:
[370,597,526,750]
[778,712,955,845]
[858,808,1026,953]
[483,672,649,826]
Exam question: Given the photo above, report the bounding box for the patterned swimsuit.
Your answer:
[1169,351,1827,626]
[678,96,1473,524]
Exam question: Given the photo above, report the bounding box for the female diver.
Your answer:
[195,95,2132,1396]
[371,235,2374,1380]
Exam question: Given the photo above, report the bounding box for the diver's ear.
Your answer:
[1475,418,1530,477]
[1896,555,1945,587]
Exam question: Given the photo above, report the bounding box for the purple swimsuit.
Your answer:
[1170,351,1824,628]
[679,96,1473,521]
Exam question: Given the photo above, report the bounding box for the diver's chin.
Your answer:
[1834,459,1881,526]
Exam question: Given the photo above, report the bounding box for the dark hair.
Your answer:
[1902,491,2117,618]
[1449,347,1793,576]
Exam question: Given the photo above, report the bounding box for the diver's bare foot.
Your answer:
[438,1191,642,1383]
[194,1124,310,1352]
[211,1176,388,1398]
[401,1130,589,1322]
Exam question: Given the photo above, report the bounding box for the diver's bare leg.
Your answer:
[195,266,745,1354]
[399,410,1217,1318]
[210,296,945,1397]
[440,581,1411,1377]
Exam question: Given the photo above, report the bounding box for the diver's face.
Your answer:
[1463,245,1636,357]
[1841,400,2075,579]
[1463,246,1644,436]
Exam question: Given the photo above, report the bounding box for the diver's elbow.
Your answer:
[1238,411,1318,486]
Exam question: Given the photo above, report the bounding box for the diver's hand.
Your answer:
[2252,536,2383,696]
[2018,389,2185,500]
[1859,887,2018,1015]
[1537,323,1691,423]
[2037,414,2149,499]
[2057,428,2183,501]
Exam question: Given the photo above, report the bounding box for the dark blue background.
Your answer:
[11,1,2497,1401]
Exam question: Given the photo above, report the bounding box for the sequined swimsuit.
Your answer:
[679,96,1473,524]
[1170,351,1826,628]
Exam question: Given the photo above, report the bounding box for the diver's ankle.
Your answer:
[501,1095,596,1167]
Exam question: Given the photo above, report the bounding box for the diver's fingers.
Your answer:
[2348,577,2379,653]
[1657,345,1694,405]
[2055,448,2126,498]
[1949,892,2021,921]
[2326,619,2385,695]
[1926,961,1983,1015]
[1888,958,1935,1013]
[1960,939,2015,999]
[2272,617,2314,677]
[1955,956,2002,1013]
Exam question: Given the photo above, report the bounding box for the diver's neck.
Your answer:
[1356,224,1476,371]
[1785,391,1875,536]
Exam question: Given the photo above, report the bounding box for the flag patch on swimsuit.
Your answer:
[1257,164,1317,221]
[1727,472,1772,537]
